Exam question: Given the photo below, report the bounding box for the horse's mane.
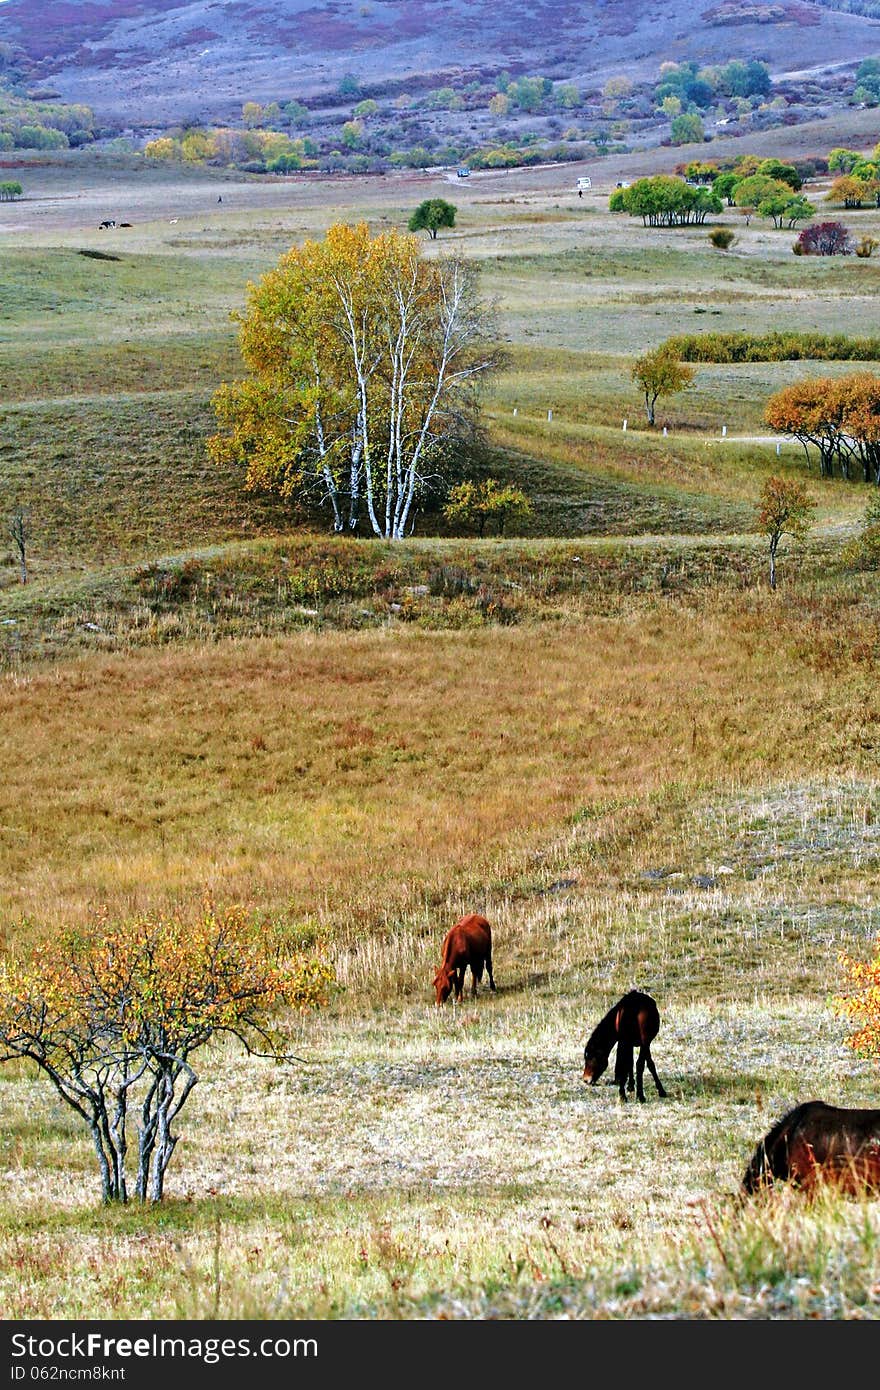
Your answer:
[585,990,654,1055]
[585,1001,619,1054]
[741,1101,818,1193]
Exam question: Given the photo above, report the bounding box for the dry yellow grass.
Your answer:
[0,590,875,939]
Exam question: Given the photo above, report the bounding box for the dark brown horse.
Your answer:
[582,989,667,1103]
[742,1100,880,1196]
[433,913,496,1005]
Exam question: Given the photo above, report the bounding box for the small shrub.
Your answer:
[855,236,879,259]
[135,558,202,601]
[427,564,477,597]
[708,227,736,249]
[840,525,880,570]
[840,496,880,570]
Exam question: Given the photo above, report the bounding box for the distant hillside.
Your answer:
[0,0,879,125]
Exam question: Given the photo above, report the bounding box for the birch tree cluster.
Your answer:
[210,222,498,540]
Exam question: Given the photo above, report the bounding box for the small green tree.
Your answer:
[408,198,457,239]
[0,181,22,201]
[341,119,364,149]
[670,112,705,145]
[631,347,696,426]
[757,192,815,229]
[443,478,531,536]
[755,475,816,590]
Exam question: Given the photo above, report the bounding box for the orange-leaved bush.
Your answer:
[0,904,334,1203]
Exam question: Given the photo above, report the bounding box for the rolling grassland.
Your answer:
[1,149,880,1318]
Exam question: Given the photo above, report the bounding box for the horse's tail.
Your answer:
[741,1102,813,1194]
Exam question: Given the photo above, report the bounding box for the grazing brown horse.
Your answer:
[582,989,667,1103]
[742,1100,880,1196]
[433,914,496,1005]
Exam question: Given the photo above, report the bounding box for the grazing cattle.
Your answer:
[433,913,495,1005]
[582,989,667,1103]
[168,218,179,224]
[98,219,116,229]
[118,222,132,227]
[742,1101,880,1197]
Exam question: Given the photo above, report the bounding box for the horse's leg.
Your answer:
[615,1043,632,1102]
[644,1046,667,1098]
[635,1049,646,1102]
[486,948,496,991]
[471,958,484,997]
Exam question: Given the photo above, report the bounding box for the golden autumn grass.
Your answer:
[0,584,877,938]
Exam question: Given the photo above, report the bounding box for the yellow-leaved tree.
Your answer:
[0,905,333,1203]
[209,221,498,539]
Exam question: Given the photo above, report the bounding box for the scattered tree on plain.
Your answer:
[732,173,789,211]
[631,346,696,426]
[828,146,864,174]
[754,474,816,590]
[827,175,871,208]
[8,505,29,583]
[209,222,499,540]
[670,112,704,145]
[610,175,721,226]
[407,198,457,239]
[0,181,22,200]
[765,373,880,482]
[443,478,532,536]
[756,192,814,229]
[0,905,333,1204]
[795,221,854,256]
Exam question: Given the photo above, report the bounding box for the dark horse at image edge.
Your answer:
[742,1100,880,1195]
[582,989,667,1103]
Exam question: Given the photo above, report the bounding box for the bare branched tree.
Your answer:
[8,506,29,584]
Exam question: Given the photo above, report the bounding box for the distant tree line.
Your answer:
[0,83,94,150]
